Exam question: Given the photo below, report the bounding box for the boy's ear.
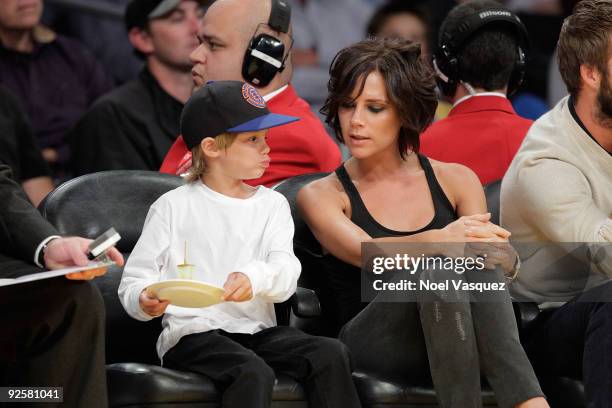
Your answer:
[201,137,220,158]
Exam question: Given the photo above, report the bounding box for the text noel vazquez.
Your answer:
[373,279,506,293]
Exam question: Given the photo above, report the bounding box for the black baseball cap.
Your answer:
[181,81,300,150]
[125,0,208,30]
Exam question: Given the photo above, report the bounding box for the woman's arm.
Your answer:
[436,162,515,272]
[378,164,506,246]
[298,176,372,267]
[298,164,510,269]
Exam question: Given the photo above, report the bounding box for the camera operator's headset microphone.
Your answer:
[433,8,530,97]
[242,0,292,87]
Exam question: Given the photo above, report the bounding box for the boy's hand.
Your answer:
[223,272,253,302]
[139,289,171,317]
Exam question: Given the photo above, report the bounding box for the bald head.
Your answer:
[190,0,292,91]
[208,0,272,43]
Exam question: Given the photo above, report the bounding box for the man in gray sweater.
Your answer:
[501,0,612,405]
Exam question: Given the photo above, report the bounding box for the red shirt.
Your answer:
[420,96,533,185]
[160,85,341,187]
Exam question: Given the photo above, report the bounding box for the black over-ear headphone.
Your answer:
[433,8,529,97]
[242,0,292,87]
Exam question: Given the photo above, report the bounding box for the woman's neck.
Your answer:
[348,149,420,181]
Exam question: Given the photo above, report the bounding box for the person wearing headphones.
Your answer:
[159,0,342,187]
[420,0,533,185]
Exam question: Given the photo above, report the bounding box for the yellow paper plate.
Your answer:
[147,279,224,308]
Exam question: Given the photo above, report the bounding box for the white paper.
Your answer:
[0,261,115,287]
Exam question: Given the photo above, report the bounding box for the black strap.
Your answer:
[334,155,456,236]
[269,0,291,33]
[417,155,455,215]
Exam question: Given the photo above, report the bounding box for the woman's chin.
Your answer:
[347,147,373,159]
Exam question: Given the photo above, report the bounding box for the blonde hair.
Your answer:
[185,132,239,183]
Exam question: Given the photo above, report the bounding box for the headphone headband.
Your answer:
[269,0,290,33]
[439,9,529,54]
[434,7,530,97]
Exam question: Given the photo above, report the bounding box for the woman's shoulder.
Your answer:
[426,157,480,185]
[424,157,482,206]
[299,172,343,195]
[297,172,348,208]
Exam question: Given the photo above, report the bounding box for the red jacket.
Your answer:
[160,85,341,187]
[420,96,532,185]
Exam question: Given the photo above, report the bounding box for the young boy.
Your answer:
[118,81,362,408]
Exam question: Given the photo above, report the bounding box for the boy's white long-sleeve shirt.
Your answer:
[118,181,301,359]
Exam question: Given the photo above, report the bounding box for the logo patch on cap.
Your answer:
[241,83,266,109]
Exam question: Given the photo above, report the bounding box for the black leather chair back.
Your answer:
[483,179,502,225]
[273,173,328,258]
[40,171,184,253]
[40,171,184,365]
[273,173,335,335]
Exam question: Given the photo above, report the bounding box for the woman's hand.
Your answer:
[465,217,510,241]
[443,213,510,242]
[439,213,511,259]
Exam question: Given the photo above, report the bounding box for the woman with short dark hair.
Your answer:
[298,38,548,408]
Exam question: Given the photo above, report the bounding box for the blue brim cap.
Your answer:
[182,81,302,150]
[227,113,300,133]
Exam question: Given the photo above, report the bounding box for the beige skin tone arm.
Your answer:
[298,161,510,269]
[43,236,124,280]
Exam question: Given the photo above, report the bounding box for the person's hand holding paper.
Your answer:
[44,236,124,280]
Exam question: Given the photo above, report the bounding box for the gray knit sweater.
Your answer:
[501,96,612,304]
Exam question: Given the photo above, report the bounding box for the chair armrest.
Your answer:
[275,287,321,326]
[290,287,321,318]
[512,301,541,329]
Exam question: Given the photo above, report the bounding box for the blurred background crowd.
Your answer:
[0,0,579,205]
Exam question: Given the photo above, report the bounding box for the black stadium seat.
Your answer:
[39,170,585,407]
[40,170,315,408]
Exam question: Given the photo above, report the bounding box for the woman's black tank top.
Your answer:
[324,154,458,327]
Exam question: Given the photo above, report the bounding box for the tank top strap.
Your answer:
[417,154,455,215]
[334,164,355,196]
[334,164,372,224]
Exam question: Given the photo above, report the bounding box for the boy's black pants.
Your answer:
[163,326,362,408]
